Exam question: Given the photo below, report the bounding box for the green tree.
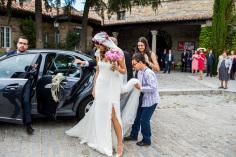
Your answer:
[66,30,80,50]
[199,26,212,49]
[232,32,236,50]
[20,17,36,48]
[211,0,235,73]
[212,0,235,56]
[225,2,236,50]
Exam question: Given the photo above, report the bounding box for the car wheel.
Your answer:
[77,96,94,120]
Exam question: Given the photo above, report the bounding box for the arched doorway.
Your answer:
[148,30,172,70]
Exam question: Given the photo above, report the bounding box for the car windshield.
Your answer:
[0,54,37,78]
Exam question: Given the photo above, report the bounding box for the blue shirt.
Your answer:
[137,67,160,107]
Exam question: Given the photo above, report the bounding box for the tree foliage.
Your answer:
[20,17,36,48]
[212,0,235,56]
[199,26,212,49]
[66,30,80,50]
[210,0,235,74]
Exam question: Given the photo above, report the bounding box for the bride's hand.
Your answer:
[134,83,141,90]
[92,87,95,97]
[111,62,118,71]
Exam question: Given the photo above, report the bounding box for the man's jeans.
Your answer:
[22,80,32,125]
[130,103,157,144]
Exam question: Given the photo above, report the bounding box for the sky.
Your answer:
[74,0,85,11]
[61,0,85,11]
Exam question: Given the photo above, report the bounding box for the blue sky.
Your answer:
[61,0,85,11]
[74,0,85,11]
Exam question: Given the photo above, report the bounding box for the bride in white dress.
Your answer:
[66,32,140,157]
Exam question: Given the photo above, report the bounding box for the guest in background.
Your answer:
[206,49,215,77]
[160,49,167,71]
[163,49,174,74]
[198,48,206,80]
[230,50,236,80]
[187,50,193,72]
[181,49,188,72]
[191,50,199,74]
[217,51,232,89]
[135,37,160,73]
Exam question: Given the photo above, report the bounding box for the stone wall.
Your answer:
[59,22,93,51]
[0,16,24,51]
[0,16,94,52]
[105,23,200,63]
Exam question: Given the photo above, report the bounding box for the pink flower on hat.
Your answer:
[92,32,117,49]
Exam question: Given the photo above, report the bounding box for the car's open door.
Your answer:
[0,79,27,124]
[0,53,40,124]
[36,53,81,118]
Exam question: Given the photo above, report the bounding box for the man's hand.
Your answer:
[74,58,86,66]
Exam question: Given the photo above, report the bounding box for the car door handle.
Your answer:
[61,81,68,85]
[5,84,20,91]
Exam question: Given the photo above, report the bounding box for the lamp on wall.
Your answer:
[54,20,60,28]
[54,20,60,48]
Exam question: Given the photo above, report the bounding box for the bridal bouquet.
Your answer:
[105,49,124,71]
[105,49,124,62]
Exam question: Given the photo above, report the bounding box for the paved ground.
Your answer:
[0,72,236,157]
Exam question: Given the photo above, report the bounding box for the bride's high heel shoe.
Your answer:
[116,144,124,157]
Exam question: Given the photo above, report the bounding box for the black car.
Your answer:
[0,49,95,124]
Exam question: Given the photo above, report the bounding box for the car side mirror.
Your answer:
[24,65,31,72]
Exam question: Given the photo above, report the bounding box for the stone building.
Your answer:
[0,0,100,52]
[0,0,214,64]
[90,0,214,63]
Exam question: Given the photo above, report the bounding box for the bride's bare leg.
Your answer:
[111,107,123,155]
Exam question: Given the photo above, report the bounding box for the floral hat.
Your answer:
[92,32,118,49]
[197,47,206,51]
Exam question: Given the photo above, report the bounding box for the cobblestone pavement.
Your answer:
[0,72,236,157]
[158,71,236,93]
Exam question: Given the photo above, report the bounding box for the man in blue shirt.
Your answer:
[124,53,159,146]
[7,37,35,135]
[7,36,29,55]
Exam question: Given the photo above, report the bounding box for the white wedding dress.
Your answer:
[65,60,140,156]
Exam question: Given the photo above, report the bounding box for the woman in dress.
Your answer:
[191,50,199,74]
[66,32,140,157]
[135,37,160,73]
[197,48,206,80]
[217,51,232,89]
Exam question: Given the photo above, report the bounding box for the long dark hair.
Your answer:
[99,45,109,61]
[135,37,152,62]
